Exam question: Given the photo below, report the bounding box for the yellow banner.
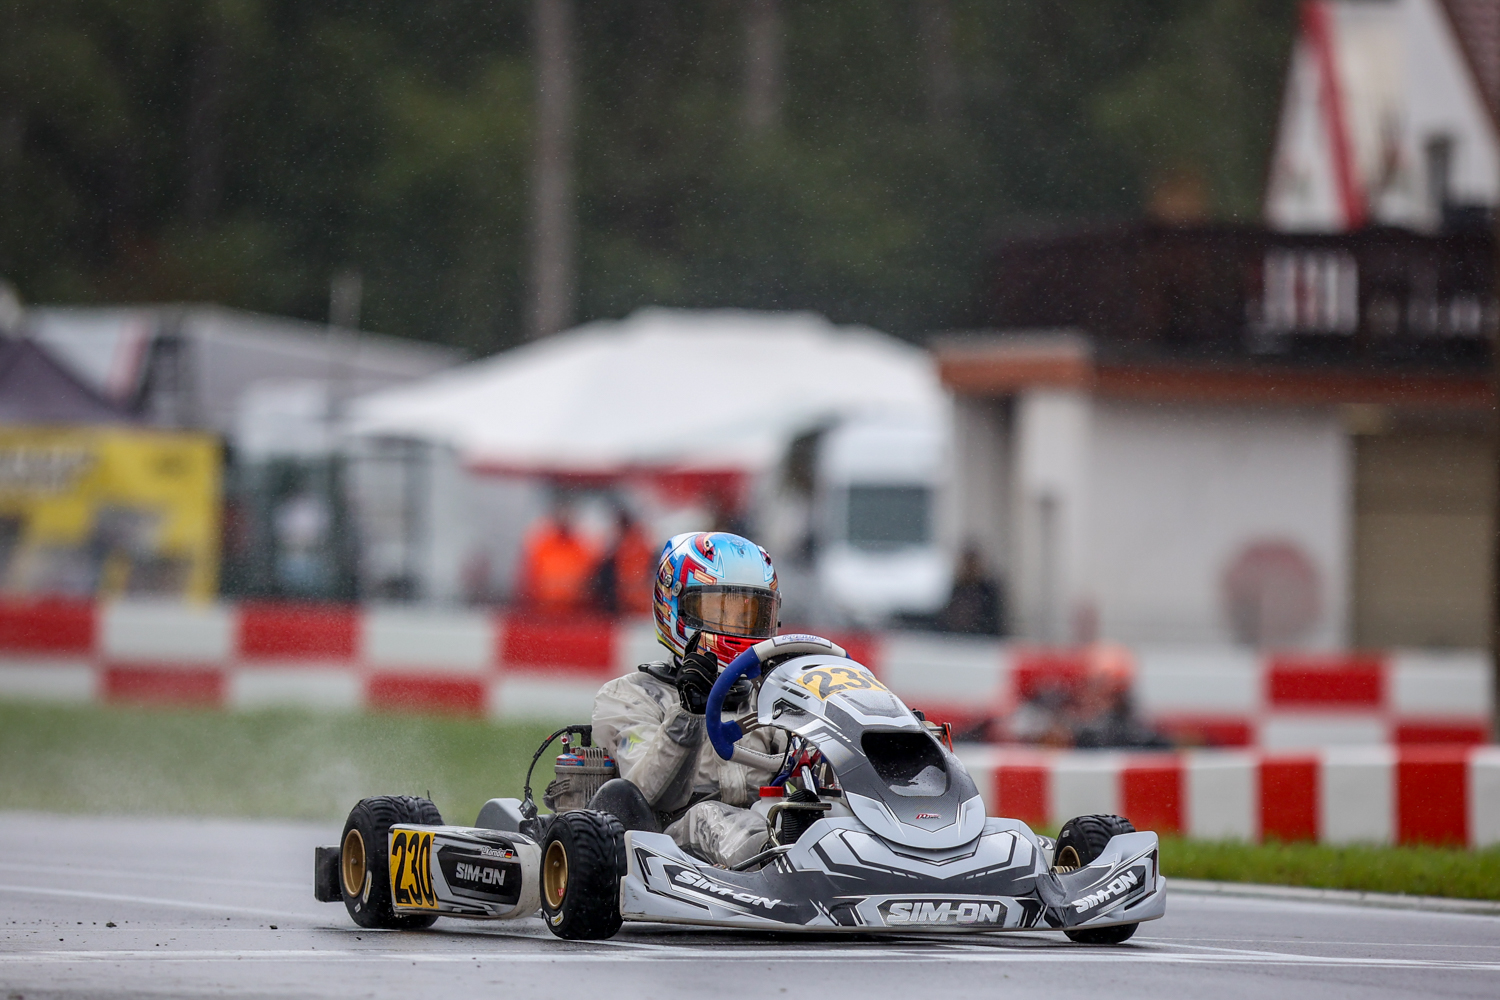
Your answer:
[0,427,220,600]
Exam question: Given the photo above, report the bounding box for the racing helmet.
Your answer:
[653,531,780,663]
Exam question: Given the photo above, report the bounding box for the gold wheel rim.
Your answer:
[543,839,569,910]
[341,828,367,898]
[1055,845,1081,870]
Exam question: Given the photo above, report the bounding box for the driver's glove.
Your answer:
[676,648,719,715]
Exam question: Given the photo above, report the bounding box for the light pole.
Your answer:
[528,0,575,340]
[1492,209,1500,739]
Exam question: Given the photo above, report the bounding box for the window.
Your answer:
[846,485,930,548]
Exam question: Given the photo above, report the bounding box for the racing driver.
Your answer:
[590,531,789,869]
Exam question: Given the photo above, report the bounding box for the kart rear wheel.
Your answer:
[340,795,443,930]
[540,809,625,940]
[1055,813,1139,944]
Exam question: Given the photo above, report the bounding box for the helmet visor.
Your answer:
[679,585,780,640]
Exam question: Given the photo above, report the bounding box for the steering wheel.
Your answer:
[705,634,847,760]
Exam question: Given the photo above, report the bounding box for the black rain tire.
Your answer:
[1055,813,1139,944]
[1067,921,1139,944]
[1056,813,1135,867]
[540,809,626,940]
[339,795,444,930]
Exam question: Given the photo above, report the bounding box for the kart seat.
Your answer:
[589,778,662,833]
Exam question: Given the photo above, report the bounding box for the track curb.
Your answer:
[1171,878,1500,916]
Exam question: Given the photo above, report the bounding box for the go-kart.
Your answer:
[314,634,1166,941]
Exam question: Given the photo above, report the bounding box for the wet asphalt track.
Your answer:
[1,812,1498,1000]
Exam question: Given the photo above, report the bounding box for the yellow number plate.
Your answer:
[389,829,438,910]
[794,665,890,701]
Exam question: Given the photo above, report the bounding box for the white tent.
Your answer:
[344,308,945,475]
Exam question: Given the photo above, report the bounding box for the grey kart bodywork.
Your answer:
[331,647,1166,936]
[757,653,986,849]
[617,650,1166,933]
[384,825,542,920]
[622,823,1165,932]
[373,816,1166,933]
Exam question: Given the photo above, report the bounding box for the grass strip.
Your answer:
[0,700,561,826]
[5,700,1499,902]
[1161,837,1500,901]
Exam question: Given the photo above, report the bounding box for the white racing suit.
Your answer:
[592,665,788,868]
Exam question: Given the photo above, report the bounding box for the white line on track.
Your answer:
[6,870,1496,977]
[0,882,314,921]
[0,861,303,891]
[568,936,683,951]
[1162,936,1500,950]
[1,947,1498,971]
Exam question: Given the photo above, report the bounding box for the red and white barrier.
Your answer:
[954,745,1500,848]
[873,634,1491,748]
[0,600,650,719]
[2,599,1495,845]
[0,600,1491,748]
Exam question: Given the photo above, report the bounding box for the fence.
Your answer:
[955,745,1500,848]
[2,598,1493,846]
[0,600,1487,748]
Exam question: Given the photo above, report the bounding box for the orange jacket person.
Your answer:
[517,505,597,613]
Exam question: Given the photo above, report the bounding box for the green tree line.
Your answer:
[0,0,1295,353]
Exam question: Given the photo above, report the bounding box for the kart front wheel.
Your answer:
[540,810,625,940]
[1055,813,1139,944]
[340,795,443,930]
[1067,921,1139,944]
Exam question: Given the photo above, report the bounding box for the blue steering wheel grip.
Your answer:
[704,635,849,760]
[705,647,763,760]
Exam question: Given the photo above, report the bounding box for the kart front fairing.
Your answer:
[619,652,1167,933]
[753,652,985,850]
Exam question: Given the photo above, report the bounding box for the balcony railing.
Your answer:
[980,223,1496,370]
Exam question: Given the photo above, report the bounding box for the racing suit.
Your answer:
[592,664,788,868]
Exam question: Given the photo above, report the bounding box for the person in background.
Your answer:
[1002,674,1077,747]
[1071,643,1170,749]
[936,544,1005,636]
[592,507,656,615]
[273,484,332,597]
[516,499,597,614]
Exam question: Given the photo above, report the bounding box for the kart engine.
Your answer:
[543,735,619,813]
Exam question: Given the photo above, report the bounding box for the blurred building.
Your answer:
[24,306,459,437]
[1268,0,1500,232]
[0,331,221,601]
[945,222,1493,649]
[941,1,1500,651]
[8,304,459,603]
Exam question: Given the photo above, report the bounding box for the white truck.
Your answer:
[803,413,953,626]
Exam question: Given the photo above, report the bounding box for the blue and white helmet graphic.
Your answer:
[653,531,780,662]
